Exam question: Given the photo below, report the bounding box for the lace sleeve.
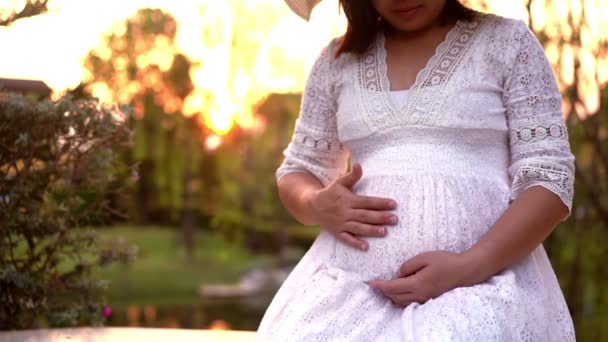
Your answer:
[503,20,575,221]
[275,38,349,187]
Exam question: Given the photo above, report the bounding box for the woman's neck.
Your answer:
[383,17,457,45]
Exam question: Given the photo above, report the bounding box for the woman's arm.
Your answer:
[458,185,568,286]
[275,38,399,249]
[466,19,577,281]
[277,171,324,226]
[274,37,349,225]
[369,186,569,306]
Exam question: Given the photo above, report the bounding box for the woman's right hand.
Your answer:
[308,163,399,251]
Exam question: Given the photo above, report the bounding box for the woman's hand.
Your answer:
[368,251,474,307]
[309,163,399,251]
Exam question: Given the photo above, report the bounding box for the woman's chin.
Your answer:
[384,17,434,34]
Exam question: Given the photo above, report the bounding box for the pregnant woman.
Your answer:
[256,0,576,340]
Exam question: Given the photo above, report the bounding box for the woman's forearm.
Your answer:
[277,171,323,226]
[459,185,570,287]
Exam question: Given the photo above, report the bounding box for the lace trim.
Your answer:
[403,18,486,126]
[419,20,482,88]
[510,165,574,213]
[356,11,489,132]
[510,122,568,145]
[357,34,393,131]
[296,133,344,152]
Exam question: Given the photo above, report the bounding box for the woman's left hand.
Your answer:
[368,250,474,307]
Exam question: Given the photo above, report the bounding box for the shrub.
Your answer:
[0,92,132,329]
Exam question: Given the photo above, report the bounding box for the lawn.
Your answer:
[94,226,276,308]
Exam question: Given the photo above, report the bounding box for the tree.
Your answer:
[207,94,303,256]
[0,93,132,328]
[84,8,217,260]
[0,0,48,26]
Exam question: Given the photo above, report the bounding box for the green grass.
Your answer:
[94,225,274,308]
[252,222,321,239]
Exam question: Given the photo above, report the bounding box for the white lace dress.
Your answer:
[256,11,576,342]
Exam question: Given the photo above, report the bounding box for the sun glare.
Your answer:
[1,0,606,135]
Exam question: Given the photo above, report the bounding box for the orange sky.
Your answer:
[0,0,346,135]
[0,0,345,94]
[1,0,606,133]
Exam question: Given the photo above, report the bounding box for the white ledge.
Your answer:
[0,327,257,342]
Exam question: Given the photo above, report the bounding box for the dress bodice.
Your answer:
[275,11,575,219]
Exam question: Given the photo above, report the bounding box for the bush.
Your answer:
[0,92,133,329]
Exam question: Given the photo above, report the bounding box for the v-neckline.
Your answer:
[377,19,464,111]
[354,11,486,132]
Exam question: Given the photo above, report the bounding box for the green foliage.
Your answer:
[84,8,209,224]
[210,94,303,249]
[0,92,133,329]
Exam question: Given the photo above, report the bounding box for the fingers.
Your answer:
[350,209,398,226]
[386,292,420,307]
[369,278,425,307]
[338,231,368,251]
[338,165,397,211]
[337,222,388,251]
[330,162,400,252]
[397,253,430,277]
[336,162,362,189]
[336,221,388,251]
[351,194,397,210]
[370,277,416,294]
[345,222,387,238]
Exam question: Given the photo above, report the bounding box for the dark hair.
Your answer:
[336,0,476,57]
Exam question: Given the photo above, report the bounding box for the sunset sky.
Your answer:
[0,0,347,134]
[0,0,347,93]
[1,0,605,133]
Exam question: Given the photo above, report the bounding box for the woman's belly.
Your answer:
[328,173,511,281]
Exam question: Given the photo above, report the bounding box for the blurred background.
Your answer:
[0,0,606,340]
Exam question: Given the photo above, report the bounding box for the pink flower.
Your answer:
[103,306,112,317]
